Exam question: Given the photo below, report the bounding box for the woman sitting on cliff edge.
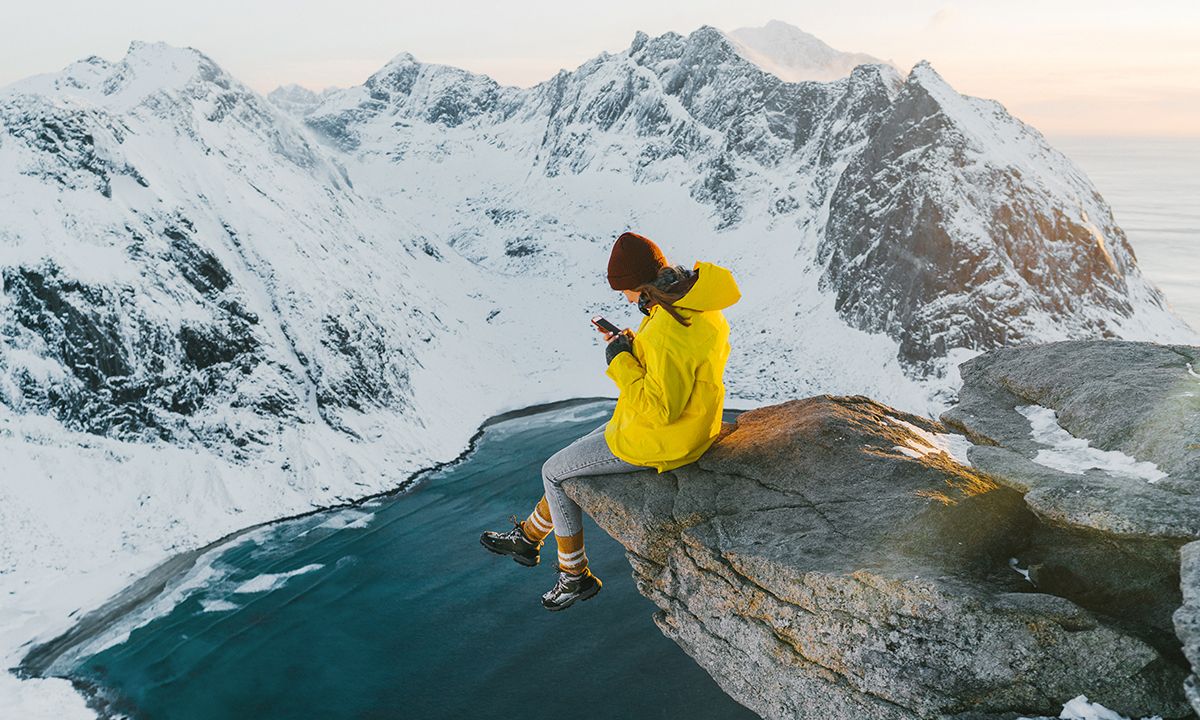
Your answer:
[480,231,742,611]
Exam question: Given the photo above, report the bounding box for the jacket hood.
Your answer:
[677,260,740,311]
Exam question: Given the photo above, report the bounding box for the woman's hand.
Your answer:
[604,329,635,365]
[597,326,633,343]
[599,327,633,342]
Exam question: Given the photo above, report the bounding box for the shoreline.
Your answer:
[14,395,626,684]
[12,392,758,716]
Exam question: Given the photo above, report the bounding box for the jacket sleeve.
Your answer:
[605,338,696,425]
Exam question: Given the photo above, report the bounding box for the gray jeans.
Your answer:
[542,421,652,537]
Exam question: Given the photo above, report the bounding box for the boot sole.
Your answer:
[479,536,540,567]
[543,578,602,611]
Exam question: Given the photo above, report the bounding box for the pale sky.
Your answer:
[3,0,1198,136]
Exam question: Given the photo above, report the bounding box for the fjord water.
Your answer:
[67,400,756,720]
[1055,136,1200,332]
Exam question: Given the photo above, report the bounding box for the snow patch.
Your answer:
[1015,405,1168,483]
[890,417,974,466]
[1017,693,1164,720]
[1008,557,1034,585]
[0,675,94,720]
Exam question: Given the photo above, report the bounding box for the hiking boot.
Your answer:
[480,515,542,567]
[541,567,602,611]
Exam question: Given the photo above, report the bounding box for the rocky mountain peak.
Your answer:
[627,24,746,74]
[628,30,651,54]
[901,59,967,110]
[364,51,420,87]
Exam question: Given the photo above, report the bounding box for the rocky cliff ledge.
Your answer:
[564,340,1200,719]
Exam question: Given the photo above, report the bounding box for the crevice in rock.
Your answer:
[701,465,855,539]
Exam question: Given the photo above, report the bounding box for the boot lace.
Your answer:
[508,515,531,540]
[557,566,587,584]
[544,572,573,599]
[492,514,537,546]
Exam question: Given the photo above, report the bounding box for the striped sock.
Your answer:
[520,496,553,543]
[555,530,589,576]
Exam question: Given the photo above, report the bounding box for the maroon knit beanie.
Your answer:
[607,232,668,290]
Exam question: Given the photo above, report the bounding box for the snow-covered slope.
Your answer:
[0,26,1194,718]
[726,20,891,82]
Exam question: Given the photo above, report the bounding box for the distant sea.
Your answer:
[1053,136,1200,333]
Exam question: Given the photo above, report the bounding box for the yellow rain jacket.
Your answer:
[604,260,741,472]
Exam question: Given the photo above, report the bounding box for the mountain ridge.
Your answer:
[2,24,1189,450]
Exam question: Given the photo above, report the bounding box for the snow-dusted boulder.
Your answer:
[566,342,1200,719]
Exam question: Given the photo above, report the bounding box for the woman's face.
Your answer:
[620,289,640,303]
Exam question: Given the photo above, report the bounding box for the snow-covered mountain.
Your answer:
[0,24,1194,718]
[726,20,892,82]
[292,24,1189,378]
[266,83,340,117]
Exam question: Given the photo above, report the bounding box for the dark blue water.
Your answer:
[64,401,756,720]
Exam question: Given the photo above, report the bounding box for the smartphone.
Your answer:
[591,315,621,335]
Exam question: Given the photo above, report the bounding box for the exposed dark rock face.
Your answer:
[565,341,1200,719]
[317,311,411,415]
[819,66,1150,374]
[0,94,149,198]
[0,238,288,455]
